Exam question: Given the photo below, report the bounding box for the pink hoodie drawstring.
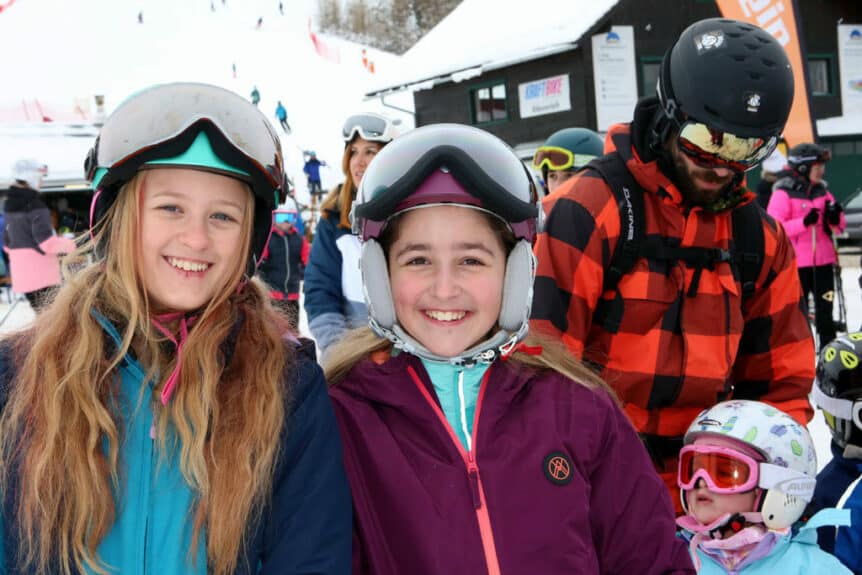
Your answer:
[151,312,197,405]
[148,312,197,439]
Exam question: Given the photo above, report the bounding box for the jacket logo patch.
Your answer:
[543,451,573,485]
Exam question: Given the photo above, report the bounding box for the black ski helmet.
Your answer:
[787,142,831,176]
[657,18,794,139]
[815,333,862,449]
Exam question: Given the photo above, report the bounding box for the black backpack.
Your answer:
[586,153,765,333]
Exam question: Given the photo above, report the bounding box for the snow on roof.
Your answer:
[367,0,620,97]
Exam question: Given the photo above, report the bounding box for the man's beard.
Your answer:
[671,152,735,207]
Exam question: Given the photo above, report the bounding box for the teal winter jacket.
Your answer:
[0,312,351,574]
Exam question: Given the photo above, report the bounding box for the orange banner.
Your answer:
[715,0,815,145]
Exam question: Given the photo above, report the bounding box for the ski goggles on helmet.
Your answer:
[812,384,862,432]
[532,146,597,172]
[678,444,761,494]
[352,123,538,242]
[342,112,401,143]
[274,211,297,225]
[789,149,832,166]
[85,82,283,192]
[677,120,777,173]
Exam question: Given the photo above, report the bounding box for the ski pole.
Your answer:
[811,225,818,347]
[0,297,21,329]
[832,234,847,332]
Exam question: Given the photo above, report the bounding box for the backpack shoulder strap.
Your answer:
[583,153,645,333]
[731,200,766,306]
[583,153,645,294]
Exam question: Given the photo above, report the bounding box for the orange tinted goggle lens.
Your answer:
[533,147,574,171]
[681,450,752,488]
[677,121,775,173]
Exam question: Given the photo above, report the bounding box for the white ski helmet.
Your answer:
[682,400,817,529]
[351,123,539,366]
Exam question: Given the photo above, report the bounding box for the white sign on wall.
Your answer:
[837,24,862,117]
[518,74,571,119]
[592,26,638,132]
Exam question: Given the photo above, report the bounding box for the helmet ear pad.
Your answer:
[359,236,536,334]
[499,240,536,331]
[759,488,808,530]
[360,239,396,329]
[797,162,809,175]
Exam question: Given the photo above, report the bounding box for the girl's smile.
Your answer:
[388,205,507,358]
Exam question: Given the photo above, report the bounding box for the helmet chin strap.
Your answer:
[368,317,526,367]
[676,511,763,535]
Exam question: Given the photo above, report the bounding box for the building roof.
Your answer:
[366,0,620,97]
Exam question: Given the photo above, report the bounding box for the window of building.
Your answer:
[471,82,507,124]
[640,58,662,98]
[808,56,834,96]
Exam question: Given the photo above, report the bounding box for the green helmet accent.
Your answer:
[91,132,250,190]
[542,128,604,167]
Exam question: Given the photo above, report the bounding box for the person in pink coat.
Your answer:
[3,159,77,311]
[767,143,845,348]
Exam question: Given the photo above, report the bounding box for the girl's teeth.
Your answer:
[168,257,209,272]
[426,310,465,321]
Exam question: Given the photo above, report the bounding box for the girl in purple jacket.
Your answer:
[767,143,845,348]
[325,124,694,575]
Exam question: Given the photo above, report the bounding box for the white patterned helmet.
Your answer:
[683,400,817,529]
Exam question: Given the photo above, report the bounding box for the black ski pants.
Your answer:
[798,264,836,348]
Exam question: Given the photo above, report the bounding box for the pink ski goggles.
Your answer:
[677,444,760,494]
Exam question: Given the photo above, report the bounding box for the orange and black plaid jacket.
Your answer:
[531,121,815,439]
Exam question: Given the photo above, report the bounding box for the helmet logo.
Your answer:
[696,417,722,430]
[745,92,762,113]
[543,451,573,486]
[840,350,859,370]
[694,31,725,54]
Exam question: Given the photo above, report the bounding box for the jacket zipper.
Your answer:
[407,366,501,575]
[282,234,291,294]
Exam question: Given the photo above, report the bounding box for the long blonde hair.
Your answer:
[0,172,291,575]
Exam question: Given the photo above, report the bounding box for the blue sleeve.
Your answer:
[258,353,352,574]
[835,485,862,575]
[303,218,348,352]
[0,344,15,574]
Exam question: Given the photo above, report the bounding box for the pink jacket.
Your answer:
[6,235,76,294]
[767,175,845,268]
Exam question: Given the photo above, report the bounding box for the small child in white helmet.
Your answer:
[676,399,851,574]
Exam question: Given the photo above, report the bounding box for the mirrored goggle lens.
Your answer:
[533,147,574,170]
[342,114,392,142]
[679,449,755,490]
[90,82,283,186]
[678,121,776,172]
[359,123,533,208]
[274,212,297,224]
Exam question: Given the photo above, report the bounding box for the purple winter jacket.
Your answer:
[328,351,695,575]
[767,173,845,268]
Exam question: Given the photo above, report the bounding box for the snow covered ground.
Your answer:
[0,254,859,473]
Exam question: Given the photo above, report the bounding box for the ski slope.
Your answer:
[0,0,414,204]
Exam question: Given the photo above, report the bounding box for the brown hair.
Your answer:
[319,135,387,229]
[324,208,612,396]
[0,172,291,575]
